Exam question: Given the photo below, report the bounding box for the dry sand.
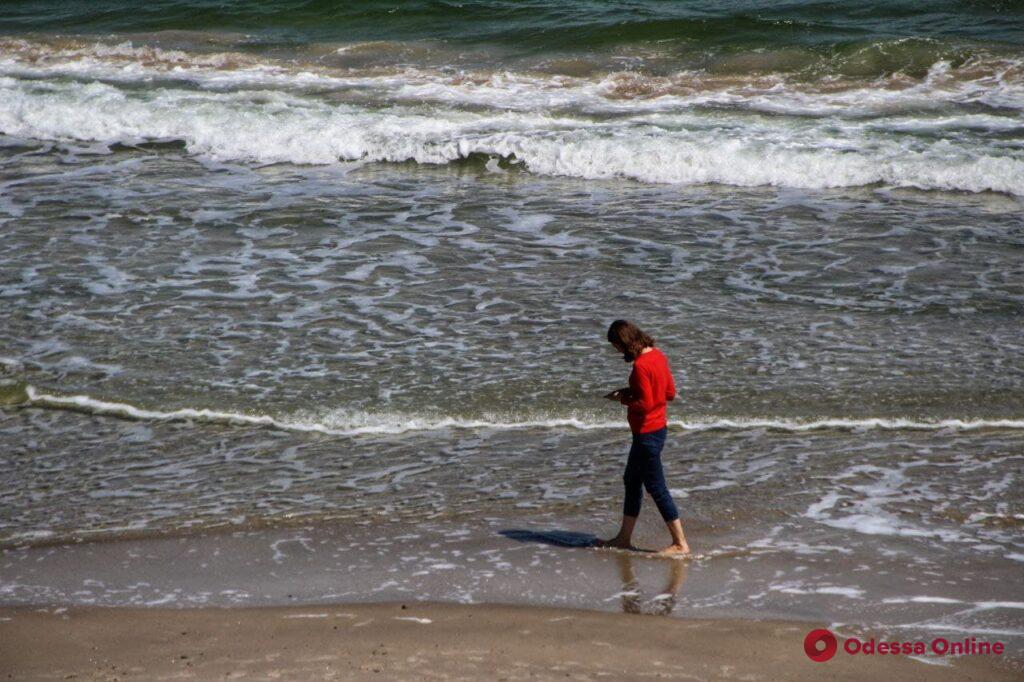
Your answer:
[0,601,1016,680]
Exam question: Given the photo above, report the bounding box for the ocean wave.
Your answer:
[1,71,1022,194]
[17,385,1024,435]
[2,37,1023,114]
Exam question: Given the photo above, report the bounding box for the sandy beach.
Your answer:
[3,511,1023,679]
[2,601,1017,680]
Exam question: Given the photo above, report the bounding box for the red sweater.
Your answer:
[621,347,676,433]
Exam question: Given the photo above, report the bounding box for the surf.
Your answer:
[1,75,1022,195]
[12,384,1024,436]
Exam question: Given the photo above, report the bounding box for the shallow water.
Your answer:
[0,0,1022,660]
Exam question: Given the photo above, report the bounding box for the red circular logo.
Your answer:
[804,629,838,662]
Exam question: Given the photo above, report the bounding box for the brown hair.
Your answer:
[607,319,655,362]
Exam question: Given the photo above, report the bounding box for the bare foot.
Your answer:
[655,543,691,556]
[593,537,636,550]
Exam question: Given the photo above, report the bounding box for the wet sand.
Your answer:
[1,601,1016,681]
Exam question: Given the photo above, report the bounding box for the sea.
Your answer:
[0,0,1022,662]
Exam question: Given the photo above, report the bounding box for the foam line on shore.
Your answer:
[18,385,1024,435]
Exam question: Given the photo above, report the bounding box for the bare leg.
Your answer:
[594,515,638,549]
[656,518,691,555]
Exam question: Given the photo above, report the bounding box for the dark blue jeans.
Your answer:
[623,426,679,522]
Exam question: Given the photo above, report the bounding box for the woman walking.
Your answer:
[597,320,691,556]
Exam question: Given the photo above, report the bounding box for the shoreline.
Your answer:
[4,517,1023,659]
[2,601,1019,680]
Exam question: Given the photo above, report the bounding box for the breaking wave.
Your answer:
[0,36,1021,194]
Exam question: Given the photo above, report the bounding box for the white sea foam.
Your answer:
[975,601,1024,610]
[0,52,1022,194]
[1,39,1022,115]
[802,464,969,543]
[21,385,1024,436]
[882,596,965,605]
[769,582,865,598]
[904,623,1024,637]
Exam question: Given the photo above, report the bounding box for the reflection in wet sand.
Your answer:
[614,552,688,616]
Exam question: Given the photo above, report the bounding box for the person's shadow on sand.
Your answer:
[498,529,598,548]
[498,528,657,553]
[498,529,687,616]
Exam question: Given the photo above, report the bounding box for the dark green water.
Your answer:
[3,0,1022,47]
